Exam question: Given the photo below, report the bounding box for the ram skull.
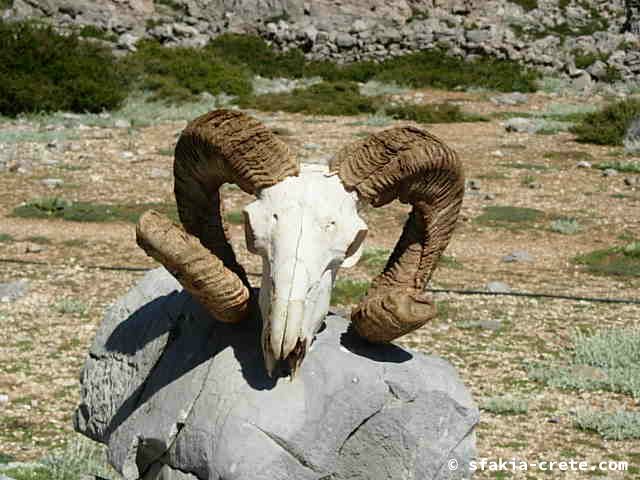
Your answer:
[137,109,464,377]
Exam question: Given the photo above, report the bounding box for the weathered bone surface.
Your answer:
[244,163,367,375]
[74,268,478,480]
[136,109,464,374]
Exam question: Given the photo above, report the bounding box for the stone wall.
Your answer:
[2,0,640,84]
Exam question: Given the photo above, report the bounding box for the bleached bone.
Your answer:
[136,110,464,378]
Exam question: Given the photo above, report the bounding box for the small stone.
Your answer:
[25,243,46,253]
[114,119,131,129]
[547,417,560,424]
[486,281,511,293]
[41,178,63,188]
[0,280,29,302]
[502,250,533,263]
[491,150,504,157]
[335,32,356,49]
[121,151,135,160]
[0,394,8,403]
[624,177,640,187]
[476,320,502,332]
[576,161,592,168]
[527,181,542,189]
[602,168,618,177]
[150,167,171,179]
[466,179,481,190]
[118,33,139,52]
[490,92,528,106]
[504,118,538,134]
[483,193,496,200]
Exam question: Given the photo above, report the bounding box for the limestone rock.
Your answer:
[75,268,478,480]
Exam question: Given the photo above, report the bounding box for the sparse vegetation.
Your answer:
[575,410,640,440]
[543,150,594,162]
[54,299,88,315]
[528,328,640,399]
[360,247,390,270]
[475,205,545,227]
[0,233,14,243]
[0,21,128,116]
[224,210,244,225]
[550,218,581,235]
[571,99,640,146]
[240,82,378,116]
[573,241,640,277]
[594,160,640,174]
[331,279,370,305]
[386,103,488,124]
[481,395,529,415]
[12,197,178,223]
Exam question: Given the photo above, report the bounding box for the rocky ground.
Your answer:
[0,88,639,477]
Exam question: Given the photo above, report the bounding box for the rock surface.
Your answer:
[74,268,478,480]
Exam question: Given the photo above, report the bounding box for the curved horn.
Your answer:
[137,109,298,323]
[330,126,464,342]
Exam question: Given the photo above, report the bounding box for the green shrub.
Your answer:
[331,279,370,305]
[475,205,545,227]
[76,25,117,42]
[207,34,306,79]
[0,21,128,116]
[575,410,640,440]
[123,39,252,103]
[528,328,640,399]
[571,99,640,146]
[594,160,640,174]
[550,218,581,235]
[12,197,178,223]
[481,395,529,415]
[386,103,488,123]
[241,81,378,116]
[509,0,538,11]
[573,241,640,277]
[374,50,539,93]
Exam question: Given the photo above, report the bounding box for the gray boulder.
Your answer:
[75,268,478,480]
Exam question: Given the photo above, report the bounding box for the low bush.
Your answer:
[240,81,378,116]
[571,99,640,146]
[12,197,179,223]
[207,34,306,79]
[0,21,128,116]
[573,241,640,277]
[481,395,529,415]
[386,103,488,123]
[374,50,539,93]
[475,205,545,228]
[331,279,370,305]
[575,410,640,440]
[123,39,252,103]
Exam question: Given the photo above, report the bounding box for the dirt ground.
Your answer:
[1,88,639,478]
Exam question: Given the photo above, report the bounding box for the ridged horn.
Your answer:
[136,109,299,323]
[330,126,464,342]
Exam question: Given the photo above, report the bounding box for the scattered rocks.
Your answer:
[602,168,619,177]
[502,250,533,263]
[576,160,592,168]
[485,281,511,293]
[0,280,29,303]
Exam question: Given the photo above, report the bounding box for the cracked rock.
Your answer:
[75,268,478,480]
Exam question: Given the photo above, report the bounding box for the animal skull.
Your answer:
[136,109,464,378]
[244,165,367,375]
